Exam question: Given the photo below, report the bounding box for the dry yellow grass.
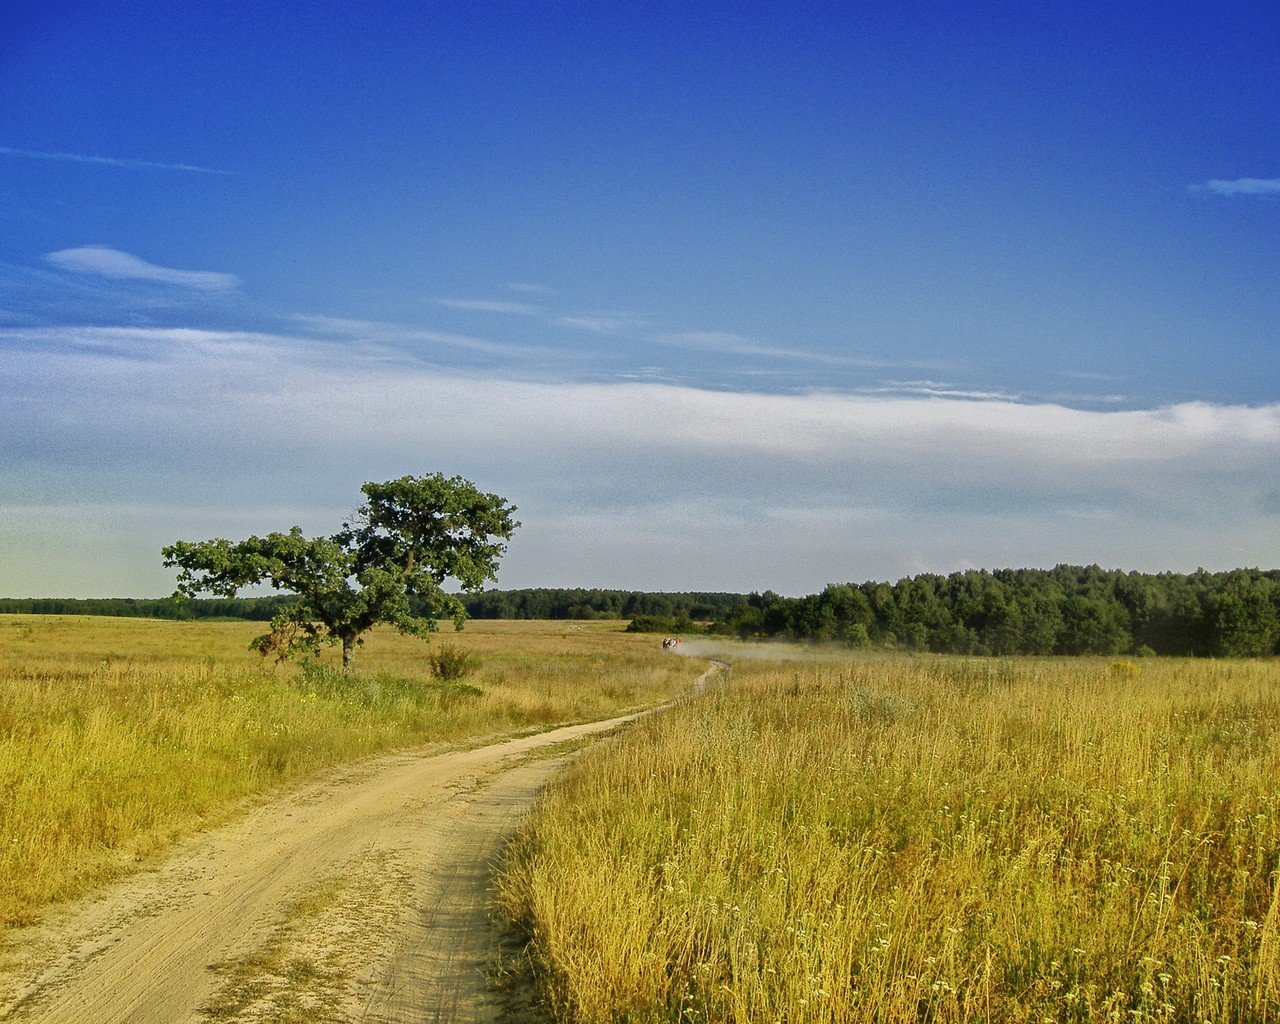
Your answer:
[500,650,1280,1023]
[0,614,696,936]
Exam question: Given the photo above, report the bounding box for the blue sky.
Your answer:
[2,2,1278,596]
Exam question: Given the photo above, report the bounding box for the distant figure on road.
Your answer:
[661,637,682,652]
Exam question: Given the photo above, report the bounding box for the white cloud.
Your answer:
[2,324,1278,594]
[45,247,239,291]
[7,325,1277,475]
[434,298,544,316]
[1202,178,1280,196]
[0,145,231,175]
[7,325,1278,476]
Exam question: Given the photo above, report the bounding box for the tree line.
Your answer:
[0,596,290,620]
[460,588,746,621]
[0,589,748,624]
[715,565,1280,657]
[7,566,1280,657]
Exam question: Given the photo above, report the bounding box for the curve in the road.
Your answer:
[1,663,721,1024]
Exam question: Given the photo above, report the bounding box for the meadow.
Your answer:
[500,650,1280,1023]
[0,614,696,937]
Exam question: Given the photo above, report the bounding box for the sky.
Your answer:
[1,1,1278,597]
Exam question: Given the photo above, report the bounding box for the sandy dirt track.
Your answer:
[0,669,717,1024]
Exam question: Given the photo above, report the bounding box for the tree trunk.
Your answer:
[342,637,354,672]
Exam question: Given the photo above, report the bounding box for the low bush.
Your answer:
[624,615,701,635]
[427,643,481,681]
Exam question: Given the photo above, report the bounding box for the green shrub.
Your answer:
[625,615,700,634]
[297,657,482,704]
[428,643,481,681]
[298,659,349,695]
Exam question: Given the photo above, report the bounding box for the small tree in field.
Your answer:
[163,474,518,670]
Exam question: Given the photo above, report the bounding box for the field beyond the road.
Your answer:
[501,651,1280,1023]
[0,614,697,938]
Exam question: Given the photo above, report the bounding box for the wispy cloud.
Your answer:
[866,379,1128,407]
[45,247,239,291]
[434,298,544,316]
[291,313,539,357]
[1201,177,1280,196]
[863,380,1023,402]
[653,330,933,370]
[291,314,389,335]
[1046,392,1127,405]
[0,145,232,176]
[555,313,646,334]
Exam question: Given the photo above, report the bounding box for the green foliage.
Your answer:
[462,588,747,621]
[162,474,518,669]
[720,565,1280,657]
[0,595,277,619]
[426,643,481,682]
[0,589,748,623]
[10,590,721,628]
[624,614,702,634]
[298,659,483,704]
[843,621,872,648]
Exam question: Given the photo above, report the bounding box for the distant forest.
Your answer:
[0,589,747,624]
[5,567,1280,657]
[714,566,1280,658]
[458,589,745,620]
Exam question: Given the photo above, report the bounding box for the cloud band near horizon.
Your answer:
[1,324,1277,596]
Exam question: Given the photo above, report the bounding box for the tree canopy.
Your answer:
[162,474,518,668]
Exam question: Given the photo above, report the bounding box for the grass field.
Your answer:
[0,614,696,937]
[500,649,1280,1023]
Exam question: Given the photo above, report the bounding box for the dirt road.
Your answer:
[0,665,719,1024]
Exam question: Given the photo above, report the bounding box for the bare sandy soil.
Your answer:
[0,676,713,1024]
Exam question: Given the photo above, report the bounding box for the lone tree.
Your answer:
[163,474,518,670]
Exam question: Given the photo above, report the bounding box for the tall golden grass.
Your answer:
[0,614,694,935]
[501,652,1280,1023]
